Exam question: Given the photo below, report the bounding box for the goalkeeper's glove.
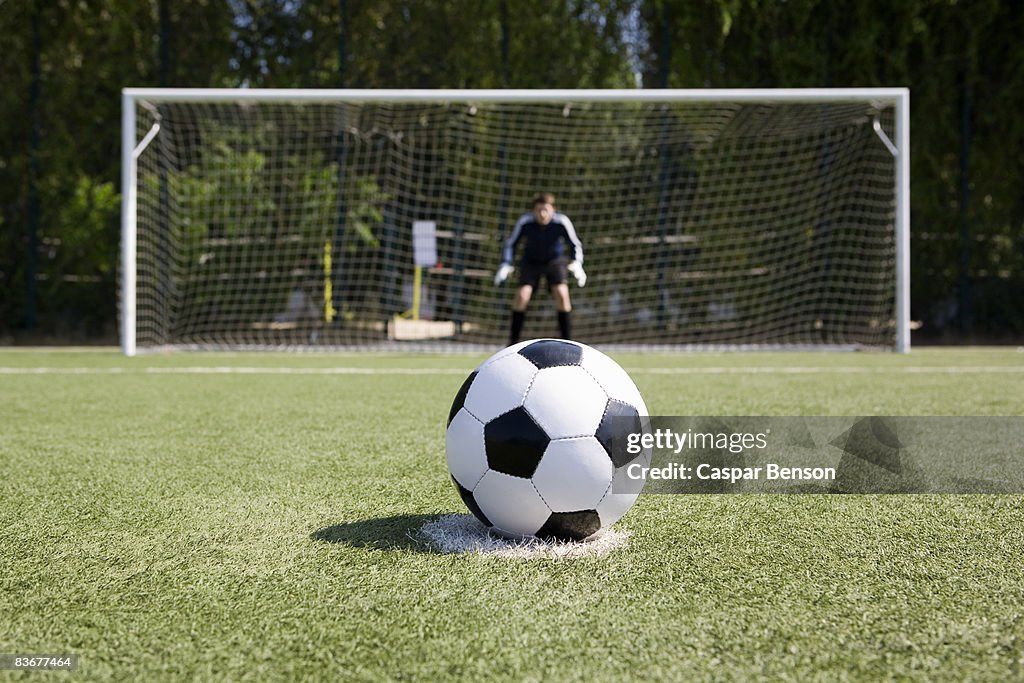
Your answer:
[494,263,514,286]
[568,261,587,287]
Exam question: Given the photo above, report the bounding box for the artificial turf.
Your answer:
[1,348,1022,680]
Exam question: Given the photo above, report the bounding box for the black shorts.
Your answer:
[518,259,568,290]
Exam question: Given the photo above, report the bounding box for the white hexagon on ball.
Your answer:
[581,346,648,416]
[463,352,537,423]
[596,489,640,528]
[533,437,614,512]
[445,409,488,490]
[475,339,536,370]
[524,365,608,439]
[473,470,551,538]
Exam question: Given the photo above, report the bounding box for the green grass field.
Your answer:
[2,347,1023,681]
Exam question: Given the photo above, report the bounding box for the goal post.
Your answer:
[121,88,910,355]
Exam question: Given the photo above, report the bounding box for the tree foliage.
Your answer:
[1,0,1021,340]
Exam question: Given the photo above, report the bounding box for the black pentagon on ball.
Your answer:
[447,370,477,426]
[517,339,583,369]
[451,475,492,528]
[537,510,602,541]
[596,399,643,468]
[484,407,550,478]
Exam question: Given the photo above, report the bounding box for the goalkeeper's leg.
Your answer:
[557,311,571,339]
[553,283,572,339]
[510,284,533,344]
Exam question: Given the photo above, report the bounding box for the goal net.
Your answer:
[122,89,908,354]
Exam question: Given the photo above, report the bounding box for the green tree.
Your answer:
[637,0,1024,337]
[0,0,236,338]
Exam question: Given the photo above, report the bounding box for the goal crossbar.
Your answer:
[123,87,908,104]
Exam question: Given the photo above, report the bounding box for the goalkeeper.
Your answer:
[494,192,586,344]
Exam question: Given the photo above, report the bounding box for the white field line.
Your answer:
[1,366,1023,375]
[641,365,1024,374]
[0,366,466,375]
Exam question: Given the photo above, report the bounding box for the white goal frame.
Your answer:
[121,88,910,355]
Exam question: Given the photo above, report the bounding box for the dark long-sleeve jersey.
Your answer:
[500,212,583,266]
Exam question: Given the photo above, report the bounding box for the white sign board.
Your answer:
[412,220,438,267]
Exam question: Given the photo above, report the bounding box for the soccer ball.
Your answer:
[445,338,651,541]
